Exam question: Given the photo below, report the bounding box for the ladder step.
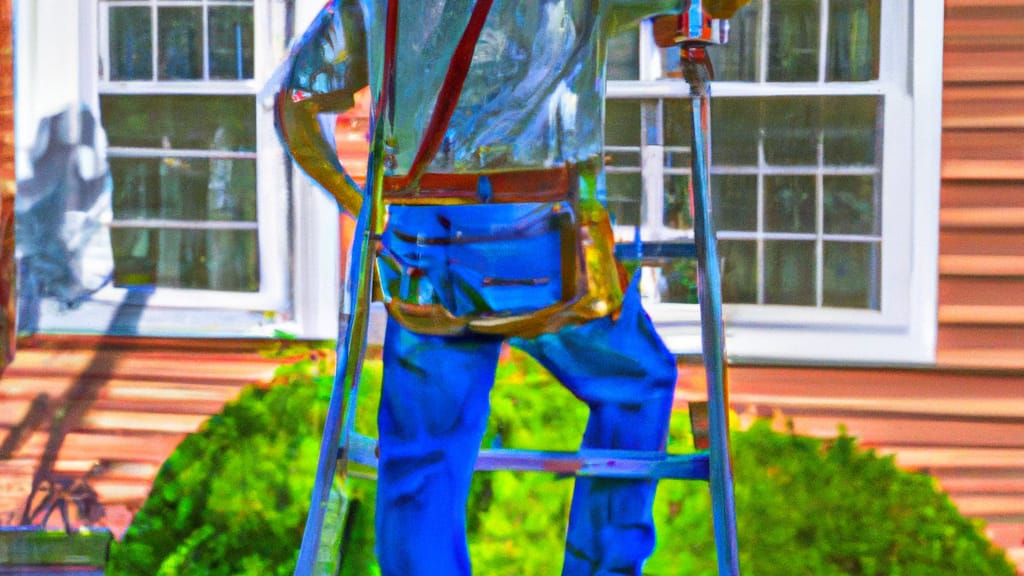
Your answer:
[343,432,710,481]
[614,241,697,262]
[475,448,710,480]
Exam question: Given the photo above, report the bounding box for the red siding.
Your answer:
[0,0,14,369]
[0,1,1021,570]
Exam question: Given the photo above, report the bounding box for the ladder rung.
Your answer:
[614,241,697,262]
[342,433,710,481]
[476,448,709,480]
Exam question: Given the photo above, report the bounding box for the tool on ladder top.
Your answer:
[290,1,751,574]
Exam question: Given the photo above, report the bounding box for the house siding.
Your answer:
[939,0,1024,372]
[0,0,1021,570]
[700,1,1024,567]
[0,0,14,369]
[0,336,283,532]
[935,3,1024,564]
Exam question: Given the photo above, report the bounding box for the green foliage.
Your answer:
[0,528,112,567]
[465,350,589,574]
[648,421,1016,576]
[619,260,699,304]
[110,346,1016,576]
[107,343,337,576]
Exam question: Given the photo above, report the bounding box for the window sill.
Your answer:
[651,306,936,366]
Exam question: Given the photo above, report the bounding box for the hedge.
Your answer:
[108,345,1016,576]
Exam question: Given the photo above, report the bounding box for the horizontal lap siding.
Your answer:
[0,0,13,368]
[0,337,283,534]
[0,1,1021,570]
[929,1,1022,568]
[939,0,1024,373]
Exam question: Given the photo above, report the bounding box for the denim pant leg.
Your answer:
[375,317,503,576]
[512,279,678,576]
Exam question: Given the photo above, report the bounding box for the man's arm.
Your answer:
[272,0,369,215]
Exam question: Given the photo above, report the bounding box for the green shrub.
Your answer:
[107,344,337,576]
[109,346,1016,576]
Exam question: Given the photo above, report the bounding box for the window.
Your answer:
[606,0,941,363]
[96,0,289,311]
[13,1,336,338]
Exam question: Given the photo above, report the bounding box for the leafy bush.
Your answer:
[107,344,337,576]
[109,346,1016,576]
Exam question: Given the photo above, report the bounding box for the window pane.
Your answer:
[158,7,203,80]
[828,0,880,81]
[207,155,257,222]
[824,175,877,235]
[209,6,254,80]
[715,97,878,167]
[110,156,256,222]
[112,228,259,292]
[110,158,159,221]
[763,97,819,165]
[663,175,692,231]
[765,175,815,233]
[150,156,205,221]
[109,7,152,80]
[823,241,879,309]
[720,240,757,304]
[607,25,639,81]
[764,240,815,305]
[118,157,187,221]
[711,99,759,166]
[101,95,256,150]
[663,99,690,148]
[606,172,642,227]
[714,96,878,167]
[111,228,155,286]
[206,230,260,291]
[654,259,699,304]
[768,0,820,82]
[710,0,761,81]
[604,149,640,167]
[823,96,879,165]
[712,175,757,231]
[605,100,641,147]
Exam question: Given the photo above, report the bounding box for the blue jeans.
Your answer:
[375,278,677,575]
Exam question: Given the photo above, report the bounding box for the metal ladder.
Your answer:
[293,4,741,576]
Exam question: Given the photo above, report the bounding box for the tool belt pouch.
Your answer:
[377,202,624,338]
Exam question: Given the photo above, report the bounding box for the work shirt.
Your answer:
[275,0,681,337]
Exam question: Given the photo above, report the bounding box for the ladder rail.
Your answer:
[293,1,743,573]
[684,49,742,576]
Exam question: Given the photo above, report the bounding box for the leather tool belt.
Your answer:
[376,165,626,339]
[382,166,572,205]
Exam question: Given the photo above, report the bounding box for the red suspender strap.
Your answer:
[390,0,495,190]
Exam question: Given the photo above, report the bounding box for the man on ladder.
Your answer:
[274,1,749,574]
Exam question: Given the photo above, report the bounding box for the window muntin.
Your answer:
[709,0,881,83]
[602,0,942,363]
[606,0,885,311]
[712,94,882,310]
[104,0,254,82]
[99,0,262,294]
[109,6,153,80]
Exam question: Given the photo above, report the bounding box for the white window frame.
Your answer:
[86,0,292,315]
[608,1,941,364]
[10,0,336,339]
